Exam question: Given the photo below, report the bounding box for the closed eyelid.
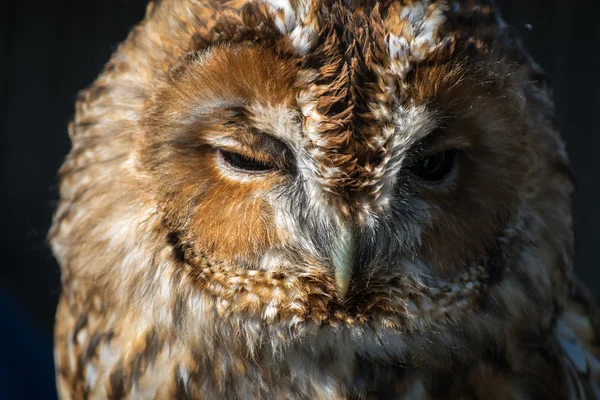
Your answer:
[422,136,473,154]
[205,135,244,149]
[207,126,288,148]
[412,125,474,155]
[205,129,294,171]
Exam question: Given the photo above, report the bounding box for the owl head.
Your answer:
[52,0,574,362]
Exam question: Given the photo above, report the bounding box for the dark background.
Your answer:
[1,0,598,397]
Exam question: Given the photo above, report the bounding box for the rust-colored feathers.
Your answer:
[51,0,599,398]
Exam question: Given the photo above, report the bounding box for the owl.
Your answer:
[50,0,600,398]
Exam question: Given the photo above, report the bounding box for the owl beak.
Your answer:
[334,264,352,300]
[331,224,355,300]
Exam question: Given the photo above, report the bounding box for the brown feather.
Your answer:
[50,0,596,398]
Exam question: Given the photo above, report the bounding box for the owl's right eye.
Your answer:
[217,149,276,173]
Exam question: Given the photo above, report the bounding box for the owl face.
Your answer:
[132,0,561,333]
[50,2,576,394]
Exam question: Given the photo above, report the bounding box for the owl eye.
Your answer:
[217,149,276,173]
[408,150,458,182]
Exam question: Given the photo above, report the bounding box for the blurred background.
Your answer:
[1,0,598,397]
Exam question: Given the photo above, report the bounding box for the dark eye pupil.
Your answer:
[219,149,274,172]
[409,150,458,181]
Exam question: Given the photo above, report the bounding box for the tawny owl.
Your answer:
[50,0,600,398]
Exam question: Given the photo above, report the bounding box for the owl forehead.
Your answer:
[264,0,455,201]
[269,0,451,64]
[185,0,503,205]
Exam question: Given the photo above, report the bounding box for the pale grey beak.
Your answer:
[331,223,355,300]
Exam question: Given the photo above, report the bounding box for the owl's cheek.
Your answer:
[188,188,278,266]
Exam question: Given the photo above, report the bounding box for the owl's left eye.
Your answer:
[408,150,458,182]
[217,149,276,173]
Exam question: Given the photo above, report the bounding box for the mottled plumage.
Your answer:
[51,0,600,398]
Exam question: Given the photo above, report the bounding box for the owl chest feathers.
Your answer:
[55,270,588,400]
